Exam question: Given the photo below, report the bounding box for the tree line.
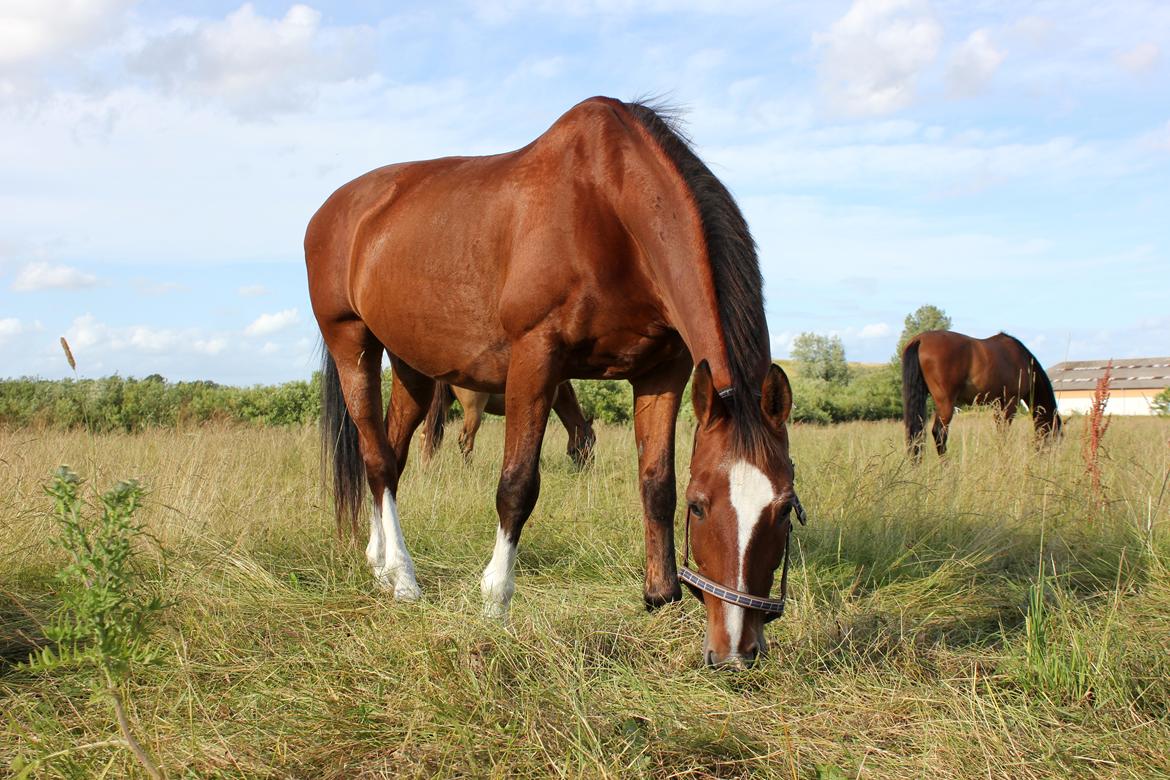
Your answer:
[0,306,955,431]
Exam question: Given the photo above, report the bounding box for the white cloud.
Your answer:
[244,308,299,336]
[237,284,270,297]
[65,314,233,358]
[128,4,376,118]
[0,0,131,67]
[11,261,100,291]
[1116,42,1160,74]
[947,29,1006,97]
[816,0,942,117]
[68,313,106,349]
[194,337,228,355]
[859,322,891,338]
[0,317,24,343]
[126,325,180,352]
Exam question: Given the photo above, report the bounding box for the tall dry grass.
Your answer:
[1,410,1168,778]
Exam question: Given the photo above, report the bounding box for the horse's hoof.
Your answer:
[643,586,682,611]
[394,581,423,601]
[374,566,421,601]
[481,599,510,620]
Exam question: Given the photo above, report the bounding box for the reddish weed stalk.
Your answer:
[1082,360,1112,506]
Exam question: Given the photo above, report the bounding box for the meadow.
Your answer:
[1,411,1168,778]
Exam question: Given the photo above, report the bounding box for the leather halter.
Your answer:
[678,478,806,624]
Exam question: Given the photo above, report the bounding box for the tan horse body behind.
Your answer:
[422,381,595,466]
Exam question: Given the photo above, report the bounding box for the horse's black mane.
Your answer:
[1000,332,1058,418]
[624,100,775,456]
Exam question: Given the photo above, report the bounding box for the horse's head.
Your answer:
[1033,405,1064,443]
[567,416,596,468]
[684,360,797,669]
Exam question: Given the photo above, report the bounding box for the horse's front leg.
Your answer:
[933,401,955,456]
[480,346,558,618]
[632,353,691,609]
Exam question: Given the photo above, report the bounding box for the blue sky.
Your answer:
[1,0,1167,384]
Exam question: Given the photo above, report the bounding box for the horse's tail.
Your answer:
[320,345,364,538]
[421,381,455,462]
[902,338,928,458]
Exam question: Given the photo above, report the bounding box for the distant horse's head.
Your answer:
[684,361,797,669]
[567,416,596,469]
[1033,405,1063,443]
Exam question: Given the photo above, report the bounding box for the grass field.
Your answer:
[2,412,1169,778]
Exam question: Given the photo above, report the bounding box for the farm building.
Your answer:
[1047,357,1170,415]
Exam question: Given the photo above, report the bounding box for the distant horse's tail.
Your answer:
[320,345,365,537]
[902,339,928,458]
[421,381,455,462]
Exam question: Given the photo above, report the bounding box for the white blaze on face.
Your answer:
[368,489,421,600]
[481,526,517,618]
[723,460,777,652]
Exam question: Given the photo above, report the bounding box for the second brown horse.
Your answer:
[902,330,1061,459]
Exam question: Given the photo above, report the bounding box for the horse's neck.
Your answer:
[619,180,736,390]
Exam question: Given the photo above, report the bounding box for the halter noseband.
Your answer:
[678,474,806,624]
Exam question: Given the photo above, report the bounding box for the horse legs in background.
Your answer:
[455,388,489,459]
[931,400,955,457]
[631,355,690,609]
[551,381,596,468]
[480,345,558,618]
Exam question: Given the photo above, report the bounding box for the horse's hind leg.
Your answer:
[932,401,955,457]
[322,321,420,599]
[386,358,435,478]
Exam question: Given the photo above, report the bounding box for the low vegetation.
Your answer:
[0,366,909,431]
[2,410,1168,778]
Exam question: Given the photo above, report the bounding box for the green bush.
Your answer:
[1153,388,1170,416]
[0,363,905,432]
[571,379,633,424]
[0,375,328,431]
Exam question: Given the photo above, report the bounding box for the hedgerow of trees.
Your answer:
[0,306,951,430]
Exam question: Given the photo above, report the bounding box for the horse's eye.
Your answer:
[688,501,704,519]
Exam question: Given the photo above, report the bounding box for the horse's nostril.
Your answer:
[743,642,760,663]
[704,650,715,668]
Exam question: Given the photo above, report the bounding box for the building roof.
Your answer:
[1047,358,1170,392]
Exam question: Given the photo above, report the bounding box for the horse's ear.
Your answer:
[692,360,728,428]
[760,363,792,428]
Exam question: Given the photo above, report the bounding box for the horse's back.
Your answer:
[304,97,665,388]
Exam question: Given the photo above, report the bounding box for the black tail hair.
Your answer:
[902,339,928,459]
[421,381,455,462]
[320,344,365,537]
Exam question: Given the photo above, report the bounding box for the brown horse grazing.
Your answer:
[306,97,800,667]
[421,381,596,467]
[902,330,1062,459]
